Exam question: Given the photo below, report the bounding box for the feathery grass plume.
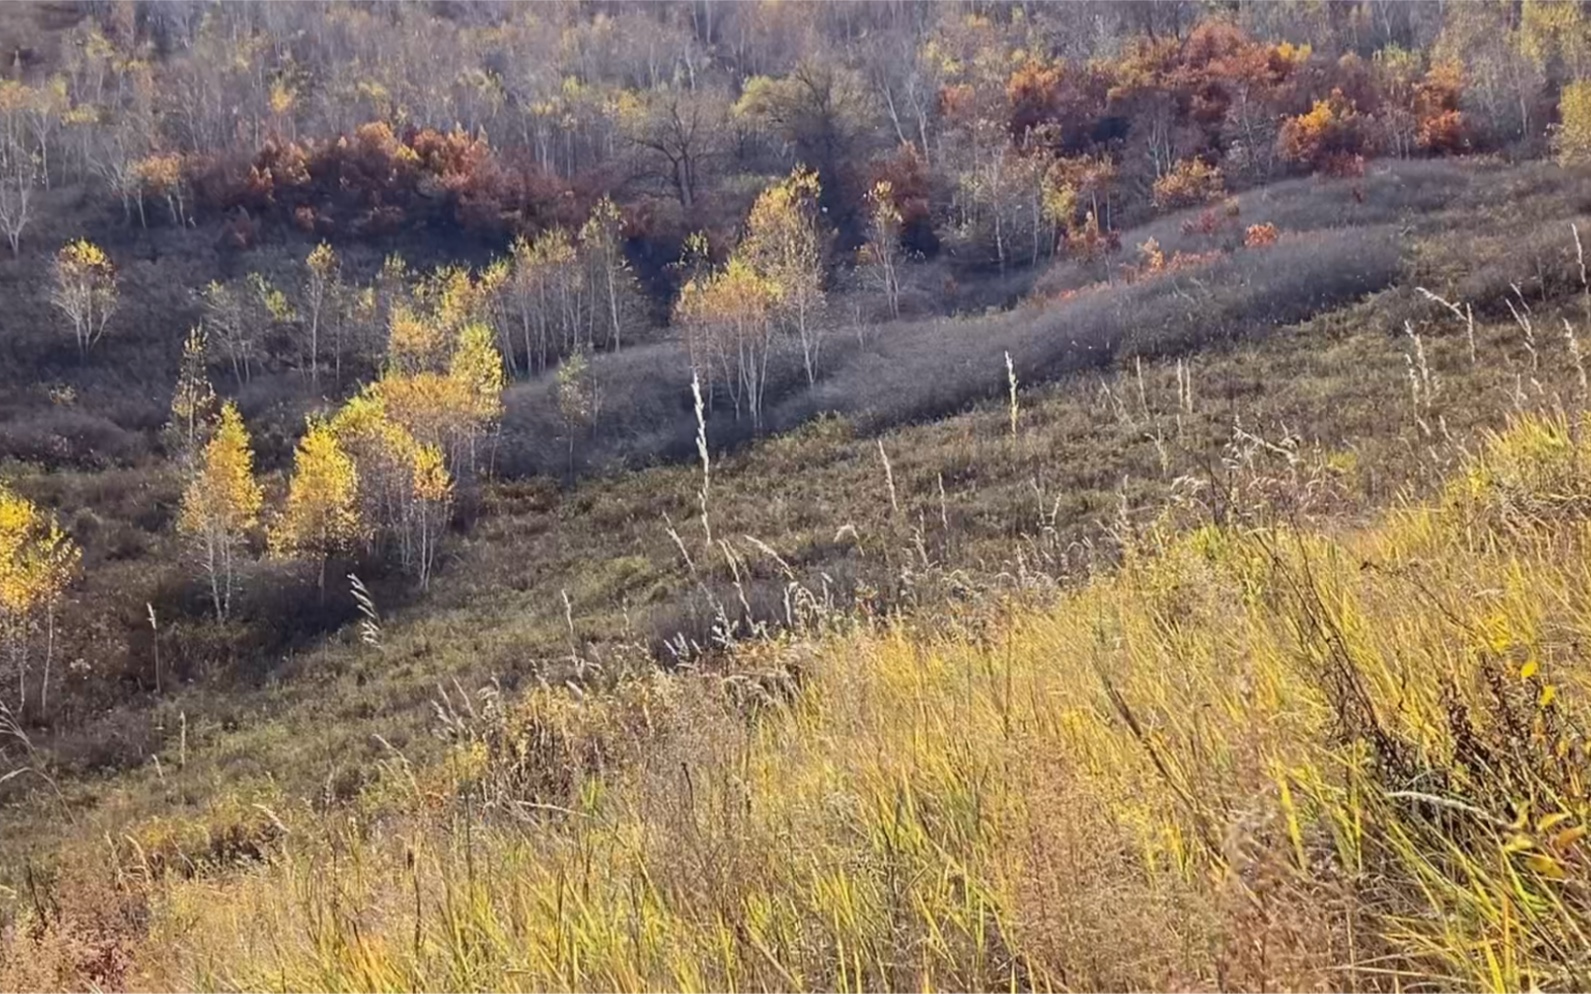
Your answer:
[1403,320,1433,410]
[1005,350,1019,438]
[1563,318,1588,398]
[1508,283,1539,371]
[1575,222,1588,306]
[348,573,381,649]
[1134,355,1150,421]
[1417,286,1476,366]
[693,371,711,546]
[146,603,160,694]
[877,438,899,516]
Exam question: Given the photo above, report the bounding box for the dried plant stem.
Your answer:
[1508,283,1538,371]
[692,371,711,547]
[877,439,899,516]
[1005,350,1019,438]
[1564,318,1588,398]
[1417,286,1476,366]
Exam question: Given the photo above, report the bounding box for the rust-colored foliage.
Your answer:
[193,121,584,241]
[867,143,936,253]
[1181,204,1238,239]
[1415,62,1469,154]
[1244,222,1279,247]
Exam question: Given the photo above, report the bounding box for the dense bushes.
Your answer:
[190,123,590,242]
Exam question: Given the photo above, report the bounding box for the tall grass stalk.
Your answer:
[1005,350,1019,438]
[693,371,712,547]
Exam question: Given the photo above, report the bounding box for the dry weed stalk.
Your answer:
[1507,283,1539,371]
[1176,357,1194,415]
[877,439,899,515]
[1417,286,1476,365]
[349,573,381,649]
[1562,318,1588,398]
[1005,350,1019,438]
[1575,222,1588,305]
[1134,355,1150,422]
[692,371,712,547]
[1403,320,1434,425]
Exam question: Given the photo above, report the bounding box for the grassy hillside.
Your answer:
[15,404,1591,990]
[6,2,1591,987]
[7,153,1591,988]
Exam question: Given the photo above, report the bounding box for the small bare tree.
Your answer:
[50,239,118,355]
[0,162,33,257]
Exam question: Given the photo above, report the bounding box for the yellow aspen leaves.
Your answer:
[50,238,118,355]
[177,402,263,621]
[860,180,904,319]
[271,417,362,588]
[674,255,780,428]
[742,166,827,384]
[1558,79,1591,166]
[0,483,79,715]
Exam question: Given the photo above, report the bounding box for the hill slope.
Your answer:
[15,408,1591,991]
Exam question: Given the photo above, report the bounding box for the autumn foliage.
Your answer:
[1278,89,1370,176]
[1244,222,1280,247]
[196,122,585,240]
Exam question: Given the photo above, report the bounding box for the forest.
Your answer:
[8,0,1591,990]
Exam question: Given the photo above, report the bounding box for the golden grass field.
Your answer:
[4,407,1585,991]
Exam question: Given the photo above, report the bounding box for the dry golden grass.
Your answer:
[25,408,1586,992]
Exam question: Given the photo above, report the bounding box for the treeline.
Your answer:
[0,1,1586,281]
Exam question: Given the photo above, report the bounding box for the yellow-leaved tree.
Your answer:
[0,483,79,718]
[302,242,341,389]
[503,229,582,373]
[409,442,452,590]
[1558,79,1591,166]
[49,238,118,356]
[860,180,904,320]
[446,320,507,471]
[378,279,505,476]
[742,166,828,384]
[674,255,779,429]
[328,395,454,589]
[579,195,638,352]
[271,417,362,593]
[178,401,263,622]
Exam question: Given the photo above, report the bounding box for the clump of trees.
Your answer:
[676,166,831,430]
[165,274,509,619]
[2,1,1553,292]
[0,484,79,720]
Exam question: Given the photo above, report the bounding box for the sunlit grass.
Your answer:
[68,410,1590,991]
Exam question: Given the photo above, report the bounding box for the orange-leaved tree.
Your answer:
[1278,88,1370,176]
